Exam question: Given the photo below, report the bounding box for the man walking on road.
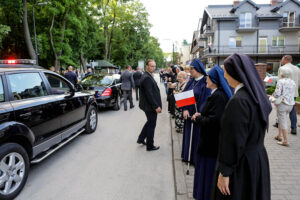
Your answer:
[64,66,78,87]
[137,59,162,151]
[121,65,135,111]
[133,67,143,101]
[278,55,300,135]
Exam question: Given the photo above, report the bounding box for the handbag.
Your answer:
[269,95,283,105]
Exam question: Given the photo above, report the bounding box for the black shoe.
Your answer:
[137,140,146,145]
[124,108,127,111]
[291,128,297,135]
[273,123,278,128]
[130,105,135,109]
[147,146,160,151]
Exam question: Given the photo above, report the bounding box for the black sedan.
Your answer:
[80,74,123,110]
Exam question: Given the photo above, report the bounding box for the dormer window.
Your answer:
[240,12,252,28]
[283,11,295,27]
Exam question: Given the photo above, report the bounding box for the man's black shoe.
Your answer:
[147,146,160,151]
[273,123,278,128]
[291,128,297,135]
[124,109,127,111]
[137,140,146,145]
[130,105,135,109]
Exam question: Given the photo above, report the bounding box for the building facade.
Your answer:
[198,0,300,73]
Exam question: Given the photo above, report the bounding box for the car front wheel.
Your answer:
[0,143,29,200]
[85,105,98,134]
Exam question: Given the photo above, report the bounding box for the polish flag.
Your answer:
[174,90,196,108]
[264,76,273,83]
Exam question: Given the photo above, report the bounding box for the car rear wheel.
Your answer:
[85,105,98,134]
[113,95,120,111]
[0,143,29,200]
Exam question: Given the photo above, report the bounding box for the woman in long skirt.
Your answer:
[191,65,232,200]
[212,53,272,200]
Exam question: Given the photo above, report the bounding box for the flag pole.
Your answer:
[186,103,198,175]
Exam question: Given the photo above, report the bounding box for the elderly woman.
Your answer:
[212,53,272,200]
[169,71,188,133]
[191,65,232,200]
[181,59,211,164]
[273,68,296,146]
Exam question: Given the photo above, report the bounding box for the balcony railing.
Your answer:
[201,45,300,56]
[203,24,214,35]
[279,18,300,31]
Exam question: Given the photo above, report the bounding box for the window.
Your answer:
[283,11,295,27]
[259,37,267,53]
[240,12,252,28]
[45,73,70,94]
[229,37,242,48]
[272,36,284,47]
[0,77,4,102]
[8,73,48,100]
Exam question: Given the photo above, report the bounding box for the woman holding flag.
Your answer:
[191,65,232,200]
[180,59,211,164]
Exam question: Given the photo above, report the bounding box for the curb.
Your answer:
[170,115,190,200]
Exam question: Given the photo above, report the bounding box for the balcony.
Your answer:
[279,21,300,32]
[236,20,258,32]
[201,45,300,57]
[203,24,214,35]
[199,34,208,41]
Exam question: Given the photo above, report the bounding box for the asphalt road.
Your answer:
[16,74,175,200]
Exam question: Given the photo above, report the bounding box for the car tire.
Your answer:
[0,143,29,200]
[113,95,120,111]
[85,105,98,134]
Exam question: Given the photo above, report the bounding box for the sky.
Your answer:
[139,0,269,53]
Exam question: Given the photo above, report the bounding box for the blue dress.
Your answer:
[181,77,211,164]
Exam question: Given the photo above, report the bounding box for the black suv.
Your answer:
[0,60,98,200]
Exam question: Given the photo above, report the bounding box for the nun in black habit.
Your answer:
[181,59,211,164]
[191,65,232,200]
[212,53,272,200]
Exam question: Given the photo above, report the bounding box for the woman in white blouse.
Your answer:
[273,67,296,146]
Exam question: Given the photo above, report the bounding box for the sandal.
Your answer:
[277,141,289,147]
[274,136,282,142]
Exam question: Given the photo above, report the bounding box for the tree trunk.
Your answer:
[108,9,116,61]
[80,52,87,72]
[104,26,108,60]
[49,15,59,71]
[57,9,68,68]
[22,0,36,60]
[103,0,110,60]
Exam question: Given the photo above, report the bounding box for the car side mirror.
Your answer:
[65,84,75,98]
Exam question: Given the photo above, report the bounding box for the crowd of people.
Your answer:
[157,53,299,200]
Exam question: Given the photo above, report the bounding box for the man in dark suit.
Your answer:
[137,59,162,151]
[133,68,143,101]
[64,66,78,87]
[120,65,135,111]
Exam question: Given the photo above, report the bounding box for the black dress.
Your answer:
[212,87,270,200]
[193,89,229,200]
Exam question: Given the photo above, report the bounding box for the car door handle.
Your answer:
[59,103,67,107]
[20,112,32,118]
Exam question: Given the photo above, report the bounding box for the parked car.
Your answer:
[80,74,122,110]
[0,59,98,200]
[265,72,278,87]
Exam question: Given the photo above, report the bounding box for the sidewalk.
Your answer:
[171,109,300,200]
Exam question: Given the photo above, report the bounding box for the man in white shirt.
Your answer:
[277,55,300,135]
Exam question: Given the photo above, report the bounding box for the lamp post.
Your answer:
[162,39,177,64]
[33,2,47,65]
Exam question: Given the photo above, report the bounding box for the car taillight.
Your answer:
[101,88,112,96]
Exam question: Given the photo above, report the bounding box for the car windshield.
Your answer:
[81,74,112,86]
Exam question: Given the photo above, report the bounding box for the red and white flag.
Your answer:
[174,90,196,108]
